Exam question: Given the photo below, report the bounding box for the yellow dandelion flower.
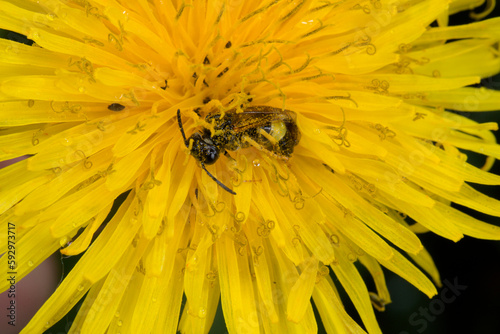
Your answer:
[1,0,500,333]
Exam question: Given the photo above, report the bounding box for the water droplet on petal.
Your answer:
[77,284,84,291]
[28,260,34,267]
[253,159,261,167]
[198,308,207,318]
[117,320,123,327]
[330,234,339,244]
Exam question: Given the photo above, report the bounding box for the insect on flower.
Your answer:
[177,106,301,194]
[107,103,125,111]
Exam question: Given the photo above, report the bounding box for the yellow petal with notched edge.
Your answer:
[379,250,438,298]
[407,248,442,288]
[359,256,392,304]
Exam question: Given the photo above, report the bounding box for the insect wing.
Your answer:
[231,106,297,133]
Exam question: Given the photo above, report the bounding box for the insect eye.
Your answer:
[202,145,219,165]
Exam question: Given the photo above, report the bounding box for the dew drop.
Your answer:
[46,13,55,21]
[198,308,207,318]
[115,311,120,318]
[347,253,357,262]
[252,159,261,167]
[61,137,72,146]
[330,234,339,244]
[28,99,35,107]
[78,86,86,93]
[117,320,123,327]
[27,260,34,267]
[77,284,84,291]
[5,45,12,53]
[152,297,157,303]
[130,218,138,225]
[314,128,321,134]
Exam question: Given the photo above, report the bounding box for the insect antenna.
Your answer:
[178,109,236,195]
[201,162,237,195]
[177,109,188,147]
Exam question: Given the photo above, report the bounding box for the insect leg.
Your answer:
[242,135,288,161]
[257,128,278,145]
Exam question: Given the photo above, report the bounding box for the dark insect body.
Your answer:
[107,103,125,111]
[177,106,301,194]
